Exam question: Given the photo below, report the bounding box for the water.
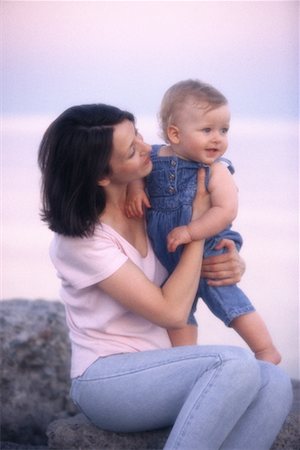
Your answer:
[2,115,299,379]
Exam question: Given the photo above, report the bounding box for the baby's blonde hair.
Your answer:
[159,79,228,142]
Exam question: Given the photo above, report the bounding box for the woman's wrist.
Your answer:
[185,224,194,242]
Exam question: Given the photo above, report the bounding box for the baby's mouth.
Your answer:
[205,148,219,154]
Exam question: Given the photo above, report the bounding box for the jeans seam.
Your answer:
[75,352,223,382]
[172,355,224,449]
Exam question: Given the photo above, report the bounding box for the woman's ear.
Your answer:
[167,125,180,144]
[97,177,110,187]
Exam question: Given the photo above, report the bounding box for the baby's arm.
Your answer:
[125,179,151,218]
[167,162,238,252]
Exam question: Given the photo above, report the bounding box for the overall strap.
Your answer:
[217,157,235,174]
[151,144,163,158]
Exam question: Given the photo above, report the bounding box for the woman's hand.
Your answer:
[201,239,246,286]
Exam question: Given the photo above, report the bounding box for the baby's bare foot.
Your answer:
[255,346,282,365]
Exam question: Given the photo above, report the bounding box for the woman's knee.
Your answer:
[259,361,293,414]
[200,346,262,397]
[228,347,261,391]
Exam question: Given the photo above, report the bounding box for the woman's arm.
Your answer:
[99,240,204,329]
[201,239,246,286]
[99,169,209,329]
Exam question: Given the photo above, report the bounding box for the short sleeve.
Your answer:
[50,230,128,290]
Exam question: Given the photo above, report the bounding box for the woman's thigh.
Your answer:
[71,345,257,433]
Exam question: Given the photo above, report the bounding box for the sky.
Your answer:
[1,1,299,378]
[2,1,299,121]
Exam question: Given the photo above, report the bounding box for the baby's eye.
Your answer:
[221,128,229,134]
[202,128,211,133]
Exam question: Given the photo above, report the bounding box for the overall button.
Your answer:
[170,160,177,167]
[168,186,176,194]
[169,173,175,180]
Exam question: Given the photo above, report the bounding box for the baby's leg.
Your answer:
[168,325,198,346]
[230,312,281,364]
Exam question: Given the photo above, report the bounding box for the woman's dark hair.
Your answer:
[38,104,135,237]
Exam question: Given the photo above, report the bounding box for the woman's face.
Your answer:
[108,120,152,184]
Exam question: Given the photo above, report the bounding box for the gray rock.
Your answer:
[0,299,77,445]
[1,443,48,450]
[270,410,300,449]
[47,414,170,449]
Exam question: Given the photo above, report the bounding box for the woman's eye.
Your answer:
[129,147,136,158]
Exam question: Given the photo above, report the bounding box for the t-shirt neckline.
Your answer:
[97,222,150,260]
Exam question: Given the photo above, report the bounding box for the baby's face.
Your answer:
[174,102,230,165]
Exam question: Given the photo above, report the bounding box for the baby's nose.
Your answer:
[212,131,221,142]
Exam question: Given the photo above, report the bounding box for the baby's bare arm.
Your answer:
[188,162,238,239]
[167,163,238,252]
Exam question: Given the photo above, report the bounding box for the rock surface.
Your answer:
[1,299,299,449]
[47,414,170,450]
[0,299,76,446]
[46,409,300,450]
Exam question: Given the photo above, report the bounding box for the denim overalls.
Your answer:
[146,145,255,326]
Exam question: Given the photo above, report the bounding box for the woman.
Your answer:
[38,103,292,449]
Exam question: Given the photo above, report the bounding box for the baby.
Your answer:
[126,79,281,364]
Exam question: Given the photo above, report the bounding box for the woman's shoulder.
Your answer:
[50,225,129,289]
[51,224,126,256]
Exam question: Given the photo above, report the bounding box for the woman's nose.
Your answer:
[139,140,151,155]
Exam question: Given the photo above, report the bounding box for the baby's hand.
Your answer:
[167,226,193,252]
[125,190,151,218]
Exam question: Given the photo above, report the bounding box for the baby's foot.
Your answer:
[255,346,282,365]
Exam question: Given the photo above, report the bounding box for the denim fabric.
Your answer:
[146,145,255,326]
[71,345,292,449]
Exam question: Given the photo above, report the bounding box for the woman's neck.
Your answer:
[99,184,148,257]
[100,188,148,257]
[100,185,127,225]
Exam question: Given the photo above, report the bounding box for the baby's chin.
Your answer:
[194,156,220,165]
[199,152,223,165]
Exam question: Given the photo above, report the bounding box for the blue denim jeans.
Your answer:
[71,345,292,449]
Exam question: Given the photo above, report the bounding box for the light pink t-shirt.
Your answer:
[50,223,172,378]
